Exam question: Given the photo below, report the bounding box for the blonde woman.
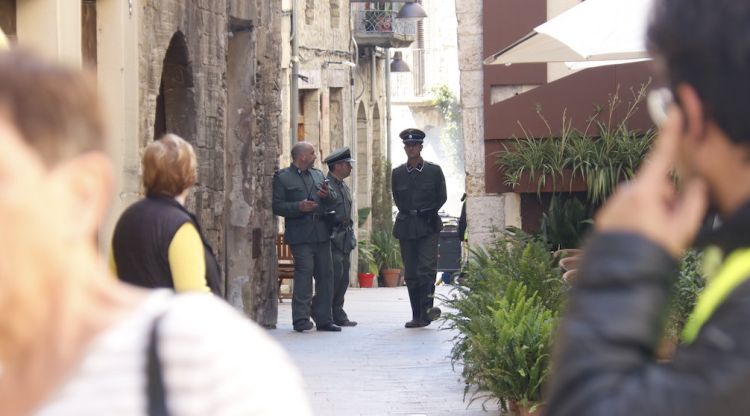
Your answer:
[0,50,311,416]
[111,134,220,294]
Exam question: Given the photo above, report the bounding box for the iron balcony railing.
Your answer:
[355,10,417,36]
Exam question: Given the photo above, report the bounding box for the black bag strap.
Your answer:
[146,312,170,416]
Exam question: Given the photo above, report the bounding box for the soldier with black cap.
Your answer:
[323,146,358,327]
[272,141,341,332]
[391,128,447,328]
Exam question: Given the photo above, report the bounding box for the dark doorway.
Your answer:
[154,31,197,142]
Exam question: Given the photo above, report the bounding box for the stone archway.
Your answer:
[154,31,197,143]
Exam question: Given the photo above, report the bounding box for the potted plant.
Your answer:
[371,230,403,287]
[357,239,378,288]
[440,229,564,414]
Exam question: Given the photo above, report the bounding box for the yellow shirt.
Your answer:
[110,223,209,293]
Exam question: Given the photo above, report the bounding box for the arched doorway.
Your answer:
[154,31,197,143]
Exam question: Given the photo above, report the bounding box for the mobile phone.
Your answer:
[647,88,673,127]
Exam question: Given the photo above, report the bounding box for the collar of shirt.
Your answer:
[406,161,424,173]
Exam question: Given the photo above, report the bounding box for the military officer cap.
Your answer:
[324,146,356,164]
[399,128,425,143]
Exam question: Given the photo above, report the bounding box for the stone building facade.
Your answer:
[278,0,389,284]
[2,0,284,327]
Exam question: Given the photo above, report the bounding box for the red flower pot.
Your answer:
[358,273,375,288]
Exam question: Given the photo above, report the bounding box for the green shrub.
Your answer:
[496,84,656,204]
[441,228,564,410]
[370,229,403,270]
[541,196,592,250]
[465,282,557,411]
[357,239,378,274]
[665,250,706,338]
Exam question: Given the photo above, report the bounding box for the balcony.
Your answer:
[353,9,416,48]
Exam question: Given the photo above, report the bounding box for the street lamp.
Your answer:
[396,2,427,20]
[390,51,410,72]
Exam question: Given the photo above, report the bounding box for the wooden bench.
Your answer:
[276,234,294,302]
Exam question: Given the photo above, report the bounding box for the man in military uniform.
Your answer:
[391,128,447,328]
[272,142,341,332]
[323,147,358,327]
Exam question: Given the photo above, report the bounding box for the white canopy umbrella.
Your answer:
[484,0,654,66]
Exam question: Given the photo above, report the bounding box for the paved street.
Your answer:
[269,285,503,416]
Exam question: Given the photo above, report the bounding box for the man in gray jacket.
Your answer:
[273,142,341,332]
[546,0,750,414]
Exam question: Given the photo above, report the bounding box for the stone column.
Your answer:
[456,0,521,247]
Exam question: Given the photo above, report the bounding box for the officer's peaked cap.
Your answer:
[324,146,356,164]
[399,128,425,143]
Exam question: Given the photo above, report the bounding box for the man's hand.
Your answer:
[316,181,330,199]
[595,108,708,258]
[299,199,318,212]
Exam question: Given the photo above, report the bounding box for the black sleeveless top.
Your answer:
[112,195,221,295]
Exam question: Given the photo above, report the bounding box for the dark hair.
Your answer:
[0,49,105,166]
[647,0,750,144]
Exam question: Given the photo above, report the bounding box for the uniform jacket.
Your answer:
[391,160,447,240]
[326,172,356,253]
[546,200,750,416]
[272,164,337,245]
[112,195,222,295]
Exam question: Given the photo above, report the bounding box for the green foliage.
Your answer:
[496,84,656,204]
[541,196,592,250]
[465,282,557,410]
[357,207,371,228]
[371,157,393,232]
[440,228,564,409]
[665,250,706,338]
[370,229,403,270]
[357,239,378,274]
[431,84,464,174]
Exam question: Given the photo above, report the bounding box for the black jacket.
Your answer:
[112,195,222,295]
[545,201,750,416]
[391,161,447,240]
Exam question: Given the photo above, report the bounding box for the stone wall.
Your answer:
[138,0,282,327]
[139,0,228,261]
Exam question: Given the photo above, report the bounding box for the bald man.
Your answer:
[273,142,341,332]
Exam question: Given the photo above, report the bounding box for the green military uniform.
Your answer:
[392,128,447,327]
[324,147,358,326]
[272,163,337,330]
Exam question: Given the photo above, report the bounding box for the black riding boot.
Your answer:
[420,283,441,324]
[405,285,428,328]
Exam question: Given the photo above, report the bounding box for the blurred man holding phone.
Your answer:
[546,1,750,414]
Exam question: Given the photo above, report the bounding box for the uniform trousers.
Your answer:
[331,247,352,323]
[290,241,334,327]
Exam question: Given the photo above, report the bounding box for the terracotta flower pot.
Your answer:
[357,273,375,288]
[381,268,401,287]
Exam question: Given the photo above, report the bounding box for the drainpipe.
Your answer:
[385,47,392,164]
[290,0,299,146]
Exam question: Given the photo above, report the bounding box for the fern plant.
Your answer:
[440,228,564,411]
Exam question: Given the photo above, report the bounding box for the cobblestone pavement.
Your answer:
[269,285,503,416]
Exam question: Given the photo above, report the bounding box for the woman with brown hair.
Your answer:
[111,134,221,295]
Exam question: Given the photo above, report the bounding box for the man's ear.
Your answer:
[54,153,113,243]
[675,84,707,143]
